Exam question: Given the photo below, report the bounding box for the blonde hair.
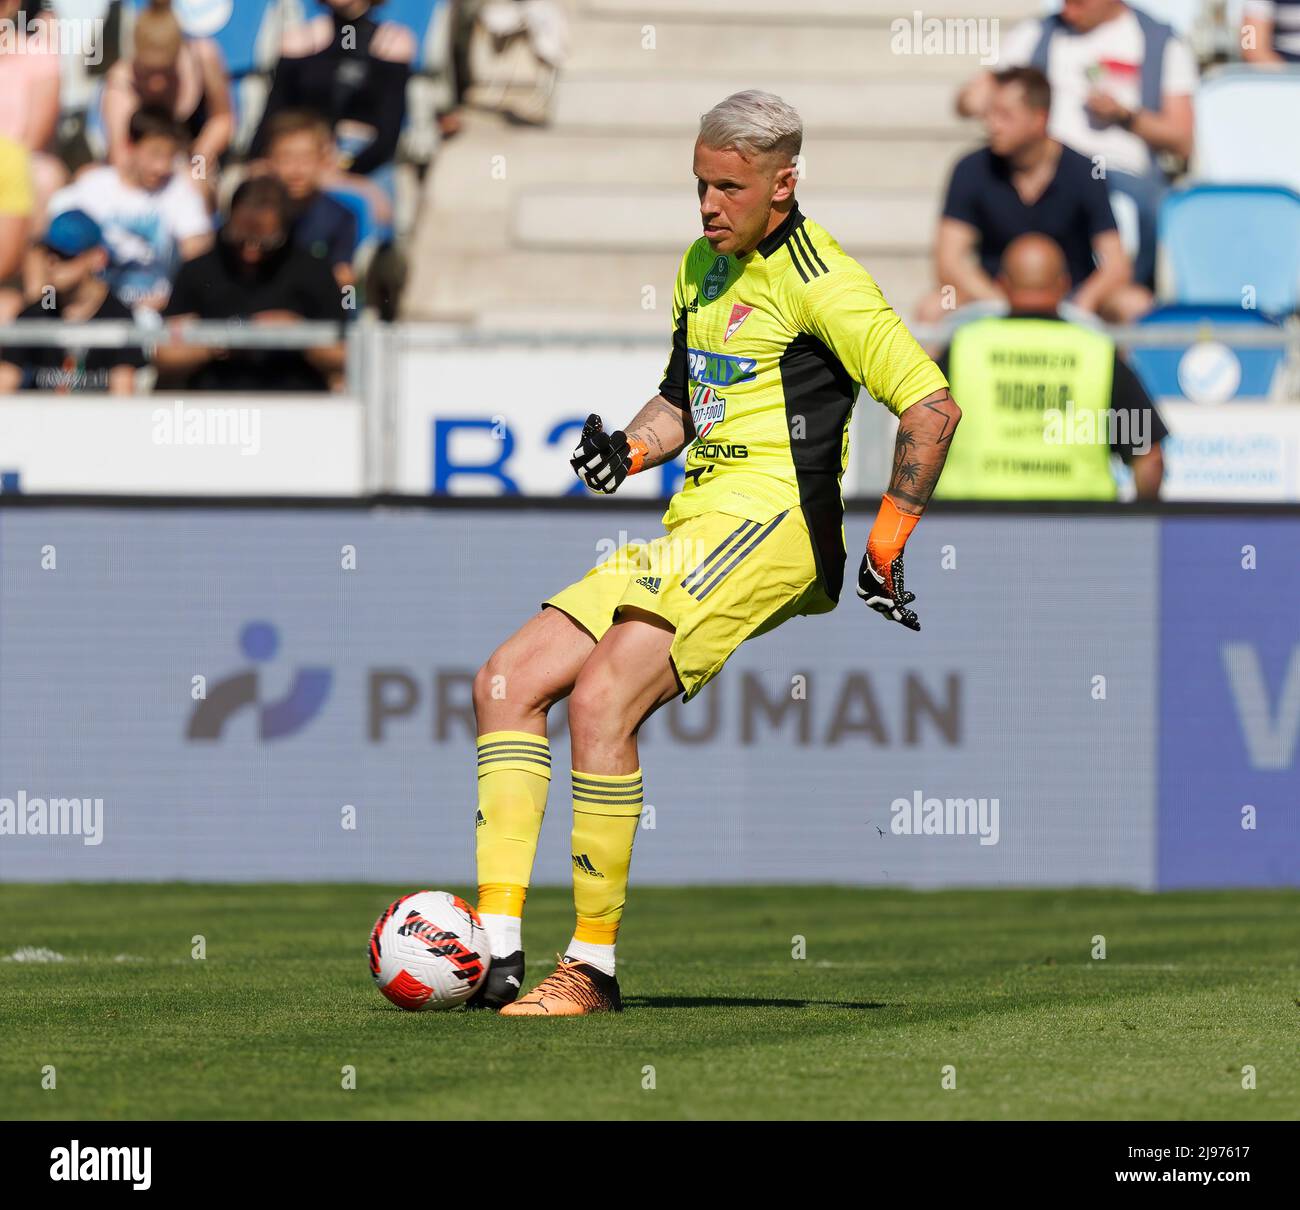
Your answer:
[698,90,803,164]
[135,0,183,66]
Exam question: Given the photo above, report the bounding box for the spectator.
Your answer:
[0,0,68,215]
[918,68,1150,325]
[45,107,213,312]
[932,234,1166,501]
[262,109,359,289]
[1242,0,1300,61]
[0,134,35,321]
[101,0,234,198]
[156,176,346,392]
[0,210,147,395]
[956,0,1196,287]
[250,0,415,225]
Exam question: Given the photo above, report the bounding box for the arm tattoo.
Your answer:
[625,394,693,469]
[887,389,960,513]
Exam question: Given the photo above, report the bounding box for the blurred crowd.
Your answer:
[0,0,568,392]
[0,0,1295,440]
[922,0,1299,329]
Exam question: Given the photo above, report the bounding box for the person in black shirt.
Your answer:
[262,109,359,288]
[156,176,346,392]
[0,209,146,394]
[250,0,415,225]
[918,67,1152,326]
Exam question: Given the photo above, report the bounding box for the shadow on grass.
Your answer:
[624,996,891,1010]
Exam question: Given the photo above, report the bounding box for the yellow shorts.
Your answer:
[545,509,834,701]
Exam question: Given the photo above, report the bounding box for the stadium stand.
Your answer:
[1157,183,1300,317]
[1127,303,1290,400]
[1193,64,1300,194]
[402,0,1039,328]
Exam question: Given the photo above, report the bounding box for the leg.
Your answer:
[567,607,681,773]
[500,609,680,1016]
[472,603,594,735]
[468,606,593,1005]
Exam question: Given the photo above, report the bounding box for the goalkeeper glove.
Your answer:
[570,413,646,494]
[857,494,922,631]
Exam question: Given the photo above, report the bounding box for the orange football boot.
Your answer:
[498,956,622,1016]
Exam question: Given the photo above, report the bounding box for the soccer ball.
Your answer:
[368,891,491,1010]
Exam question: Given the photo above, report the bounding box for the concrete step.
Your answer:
[551,76,967,135]
[579,0,1037,23]
[565,17,991,77]
[512,187,938,254]
[426,123,977,211]
[403,244,934,326]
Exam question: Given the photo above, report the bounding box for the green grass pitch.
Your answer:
[1,884,1296,1121]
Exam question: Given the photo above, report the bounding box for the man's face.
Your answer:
[130,134,179,192]
[1061,0,1119,33]
[40,247,103,294]
[693,139,795,257]
[223,205,287,267]
[269,131,325,202]
[985,83,1047,157]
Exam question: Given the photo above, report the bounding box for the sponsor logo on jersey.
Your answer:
[634,575,662,594]
[701,254,731,301]
[724,304,753,342]
[690,443,748,460]
[687,348,757,386]
[690,383,726,438]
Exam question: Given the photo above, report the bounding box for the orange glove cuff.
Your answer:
[627,436,649,475]
[867,494,920,565]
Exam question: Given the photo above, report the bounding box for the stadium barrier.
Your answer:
[3,320,1300,498]
[0,500,1294,889]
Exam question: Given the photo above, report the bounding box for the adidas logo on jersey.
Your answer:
[634,575,662,594]
[475,809,487,828]
[571,853,604,878]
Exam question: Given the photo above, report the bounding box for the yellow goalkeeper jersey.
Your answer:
[657,205,947,601]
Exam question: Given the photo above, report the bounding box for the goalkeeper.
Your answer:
[468,90,960,1016]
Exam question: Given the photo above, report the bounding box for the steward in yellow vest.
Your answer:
[933,234,1166,500]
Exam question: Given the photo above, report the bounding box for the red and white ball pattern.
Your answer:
[368,891,491,1010]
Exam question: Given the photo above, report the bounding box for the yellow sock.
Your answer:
[475,731,550,921]
[570,769,643,946]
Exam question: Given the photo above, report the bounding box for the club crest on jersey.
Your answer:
[724,304,753,342]
[690,383,726,438]
[686,347,756,386]
[701,254,731,301]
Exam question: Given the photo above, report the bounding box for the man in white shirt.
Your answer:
[45,107,212,311]
[957,0,1197,286]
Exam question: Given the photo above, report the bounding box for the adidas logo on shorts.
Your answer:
[634,575,662,594]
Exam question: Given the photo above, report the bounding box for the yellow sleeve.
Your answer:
[794,264,948,416]
[0,138,34,217]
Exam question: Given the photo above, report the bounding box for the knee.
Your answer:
[474,641,565,721]
[473,648,517,716]
[568,660,628,749]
